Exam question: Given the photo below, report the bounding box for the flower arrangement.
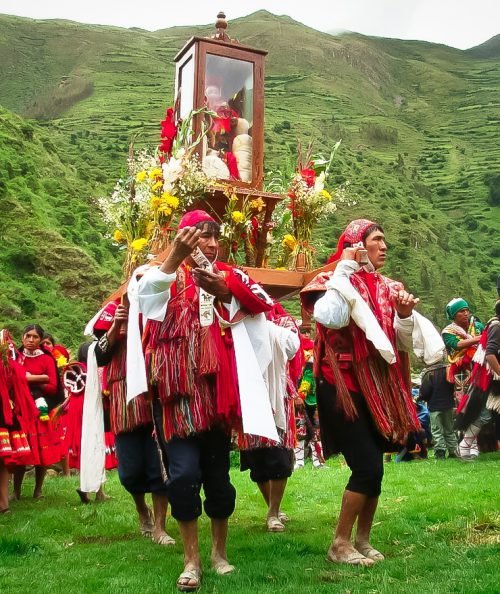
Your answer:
[97,107,216,278]
[217,190,275,266]
[285,140,345,270]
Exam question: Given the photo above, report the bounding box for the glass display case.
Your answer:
[174,16,267,189]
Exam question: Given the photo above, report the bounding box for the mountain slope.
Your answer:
[0,11,499,341]
[0,106,120,346]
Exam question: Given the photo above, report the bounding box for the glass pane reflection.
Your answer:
[203,54,253,183]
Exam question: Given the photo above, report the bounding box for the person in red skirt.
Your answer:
[12,324,64,499]
[0,330,42,512]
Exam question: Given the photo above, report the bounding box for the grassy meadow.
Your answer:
[1,454,499,594]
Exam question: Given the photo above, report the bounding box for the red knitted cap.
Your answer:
[178,210,216,229]
[327,219,375,264]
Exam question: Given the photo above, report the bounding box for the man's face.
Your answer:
[197,223,219,263]
[364,229,387,270]
[454,308,470,327]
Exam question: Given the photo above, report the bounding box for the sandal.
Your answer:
[355,543,385,562]
[152,531,176,546]
[212,561,235,575]
[327,547,375,567]
[267,516,285,532]
[278,511,289,523]
[176,568,202,592]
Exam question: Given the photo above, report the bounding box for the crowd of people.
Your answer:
[1,213,499,591]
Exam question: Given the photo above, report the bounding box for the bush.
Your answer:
[359,123,398,144]
[464,217,479,231]
[484,172,500,206]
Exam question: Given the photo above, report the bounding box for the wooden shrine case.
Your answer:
[174,12,267,190]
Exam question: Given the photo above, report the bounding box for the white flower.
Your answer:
[162,156,183,192]
[314,171,325,193]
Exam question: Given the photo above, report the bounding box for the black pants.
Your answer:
[317,379,384,497]
[240,447,293,483]
[153,399,235,521]
[114,424,167,495]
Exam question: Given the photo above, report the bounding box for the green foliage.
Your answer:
[484,172,500,206]
[359,122,399,144]
[0,12,498,341]
[0,107,120,349]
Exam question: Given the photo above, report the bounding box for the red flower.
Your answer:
[159,107,177,157]
[300,167,315,187]
[249,217,259,246]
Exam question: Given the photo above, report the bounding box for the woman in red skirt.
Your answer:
[12,324,64,499]
[0,330,41,512]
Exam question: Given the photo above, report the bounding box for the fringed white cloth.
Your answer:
[138,267,280,442]
[126,266,150,404]
[80,341,105,493]
[314,260,445,365]
[223,298,280,442]
[411,311,446,365]
[265,322,300,432]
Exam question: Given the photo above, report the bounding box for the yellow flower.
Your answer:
[158,205,172,216]
[229,193,238,203]
[161,193,179,209]
[250,198,265,212]
[113,229,125,242]
[56,355,68,368]
[148,167,163,180]
[152,181,163,192]
[150,195,161,208]
[320,189,332,201]
[231,210,245,224]
[130,238,148,251]
[282,234,297,250]
[136,170,147,183]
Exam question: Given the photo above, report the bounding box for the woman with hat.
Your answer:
[442,297,484,398]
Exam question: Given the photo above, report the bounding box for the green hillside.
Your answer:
[0,106,120,346]
[0,11,499,346]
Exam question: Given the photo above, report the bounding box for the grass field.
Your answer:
[1,454,499,594]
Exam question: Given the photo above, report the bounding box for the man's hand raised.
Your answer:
[160,227,201,274]
[393,290,420,319]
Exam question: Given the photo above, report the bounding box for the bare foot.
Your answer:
[33,490,44,500]
[9,493,20,502]
[95,491,112,502]
[327,540,374,567]
[139,508,154,536]
[76,489,90,504]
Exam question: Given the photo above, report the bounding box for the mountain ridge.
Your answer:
[0,12,498,347]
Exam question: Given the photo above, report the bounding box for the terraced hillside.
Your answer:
[0,107,120,345]
[0,11,498,345]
